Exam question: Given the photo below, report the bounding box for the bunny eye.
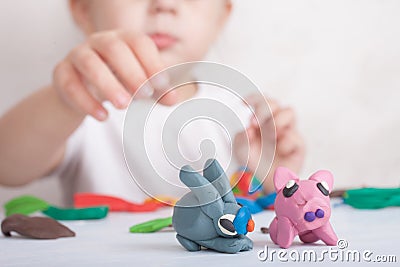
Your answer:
[282,179,299,198]
[218,214,237,236]
[317,181,330,196]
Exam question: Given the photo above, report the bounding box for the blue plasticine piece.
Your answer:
[255,192,277,208]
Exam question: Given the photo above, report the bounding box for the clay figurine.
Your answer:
[173,159,255,253]
[269,167,338,248]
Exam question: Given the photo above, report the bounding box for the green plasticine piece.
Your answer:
[42,206,109,220]
[343,187,400,209]
[4,195,50,216]
[130,217,173,233]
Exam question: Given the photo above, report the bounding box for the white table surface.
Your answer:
[0,200,399,267]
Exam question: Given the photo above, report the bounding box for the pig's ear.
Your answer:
[309,170,334,195]
[273,167,299,192]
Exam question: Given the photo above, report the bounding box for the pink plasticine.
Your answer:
[269,167,338,248]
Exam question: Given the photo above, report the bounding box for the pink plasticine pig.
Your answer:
[269,167,338,248]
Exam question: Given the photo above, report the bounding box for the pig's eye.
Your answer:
[317,181,330,196]
[283,179,299,198]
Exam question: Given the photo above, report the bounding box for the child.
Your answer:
[0,0,305,204]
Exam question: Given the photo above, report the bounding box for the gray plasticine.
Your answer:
[172,158,254,254]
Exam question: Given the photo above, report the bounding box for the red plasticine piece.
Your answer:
[74,193,166,212]
[237,172,253,195]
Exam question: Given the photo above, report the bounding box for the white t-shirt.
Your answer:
[55,84,253,205]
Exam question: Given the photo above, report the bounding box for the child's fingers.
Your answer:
[276,131,304,156]
[245,95,279,126]
[251,102,270,126]
[235,126,256,145]
[89,34,148,96]
[246,126,257,139]
[53,62,108,121]
[244,94,278,111]
[123,33,178,105]
[123,34,166,82]
[69,45,131,109]
[243,94,262,106]
[153,91,179,106]
[274,107,296,137]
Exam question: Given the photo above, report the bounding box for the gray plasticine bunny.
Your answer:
[172,159,255,253]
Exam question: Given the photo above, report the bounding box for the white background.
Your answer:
[1,0,399,206]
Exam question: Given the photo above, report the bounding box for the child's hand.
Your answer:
[53,30,171,121]
[233,95,305,192]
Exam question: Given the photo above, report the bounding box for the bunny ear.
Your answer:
[308,170,334,193]
[273,167,300,192]
[179,164,224,217]
[202,159,236,204]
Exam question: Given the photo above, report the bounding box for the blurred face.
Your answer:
[72,0,231,66]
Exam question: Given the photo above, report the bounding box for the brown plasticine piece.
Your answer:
[329,189,347,198]
[260,227,269,234]
[1,214,75,239]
